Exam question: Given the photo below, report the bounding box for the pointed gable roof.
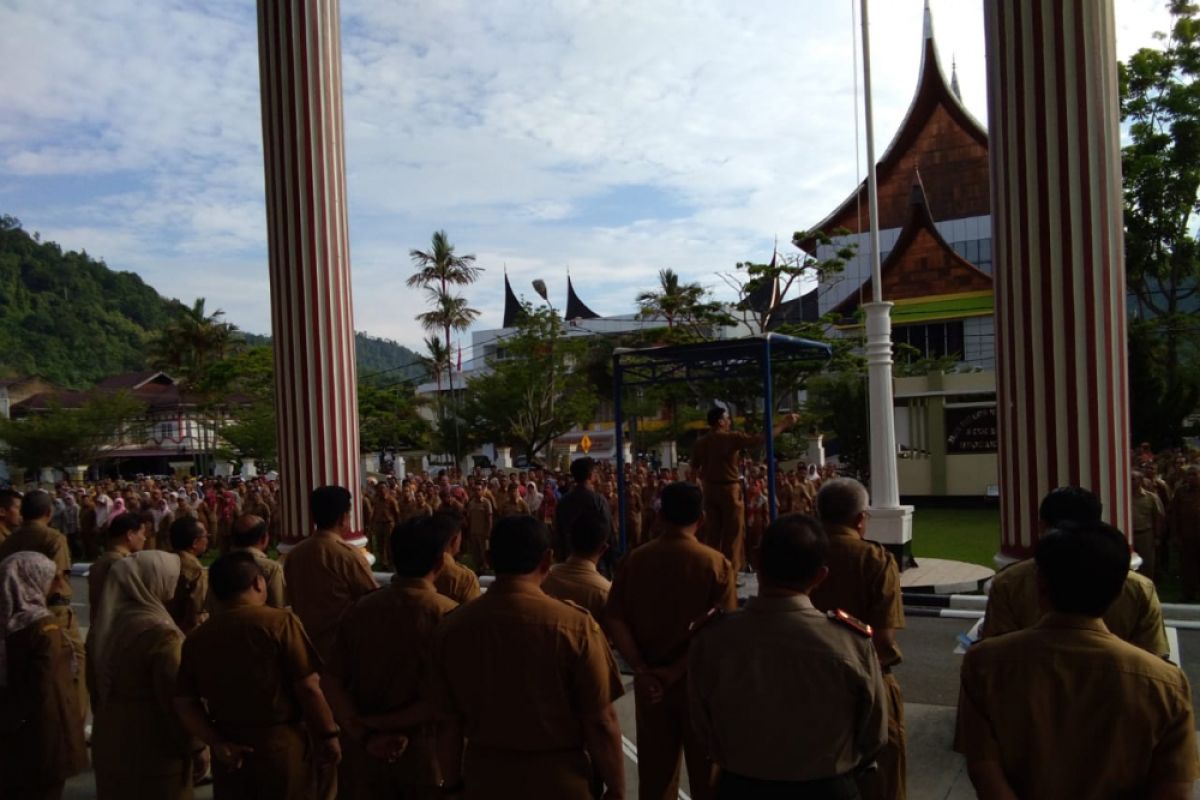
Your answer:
[802,2,989,250]
[565,277,600,321]
[502,271,522,328]
[832,172,992,320]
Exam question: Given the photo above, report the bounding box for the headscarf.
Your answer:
[95,493,113,529]
[0,552,57,687]
[88,551,182,705]
[107,496,127,525]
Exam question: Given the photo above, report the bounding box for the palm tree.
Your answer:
[636,269,707,330]
[419,335,452,392]
[416,290,480,347]
[408,231,482,360]
[150,298,239,384]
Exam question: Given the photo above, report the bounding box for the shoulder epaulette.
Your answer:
[827,609,873,638]
[41,623,60,633]
[555,597,603,633]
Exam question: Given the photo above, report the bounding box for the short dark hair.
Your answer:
[310,485,352,530]
[0,489,21,511]
[431,509,464,538]
[570,458,595,484]
[169,516,206,552]
[707,406,728,427]
[108,513,144,541]
[760,513,828,589]
[1038,487,1102,527]
[231,516,269,549]
[660,482,703,526]
[1035,522,1129,617]
[390,516,452,578]
[209,551,263,602]
[568,514,609,557]
[21,491,53,522]
[489,515,550,575]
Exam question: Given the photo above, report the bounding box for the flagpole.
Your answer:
[859,0,913,563]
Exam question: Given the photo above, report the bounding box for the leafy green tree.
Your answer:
[150,298,240,385]
[0,390,147,474]
[804,370,870,482]
[1121,0,1200,445]
[358,380,430,453]
[460,304,597,462]
[636,269,732,340]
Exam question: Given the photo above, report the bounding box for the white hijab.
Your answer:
[88,550,182,705]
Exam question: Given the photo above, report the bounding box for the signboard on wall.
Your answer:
[945,406,998,453]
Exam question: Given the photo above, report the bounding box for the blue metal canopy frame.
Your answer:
[611,333,833,552]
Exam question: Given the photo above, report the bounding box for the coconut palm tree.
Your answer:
[408,231,481,362]
[150,298,239,384]
[636,269,708,331]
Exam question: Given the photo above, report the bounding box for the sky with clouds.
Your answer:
[0,0,1175,365]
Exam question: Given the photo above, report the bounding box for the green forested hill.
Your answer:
[0,215,426,388]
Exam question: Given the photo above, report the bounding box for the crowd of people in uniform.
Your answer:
[0,410,1198,798]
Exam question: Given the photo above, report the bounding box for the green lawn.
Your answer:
[910,506,1000,568]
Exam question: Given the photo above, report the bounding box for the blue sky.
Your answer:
[0,0,1173,363]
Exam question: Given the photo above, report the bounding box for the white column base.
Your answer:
[867,504,915,569]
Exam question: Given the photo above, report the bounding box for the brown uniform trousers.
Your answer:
[1169,485,1200,600]
[433,579,624,800]
[808,525,907,800]
[605,534,738,800]
[701,483,745,573]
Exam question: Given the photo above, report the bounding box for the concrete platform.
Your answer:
[900,557,993,595]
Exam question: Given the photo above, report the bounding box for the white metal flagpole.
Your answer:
[859,0,913,562]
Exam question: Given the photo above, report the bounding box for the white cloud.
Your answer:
[0,0,1176,355]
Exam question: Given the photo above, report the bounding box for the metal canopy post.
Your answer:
[762,335,778,520]
[612,355,627,553]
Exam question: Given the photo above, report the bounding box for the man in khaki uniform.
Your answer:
[0,488,22,547]
[462,485,493,568]
[810,477,907,800]
[956,523,1200,798]
[689,512,887,797]
[169,515,210,633]
[430,510,481,605]
[1132,471,1165,581]
[690,407,800,572]
[0,490,88,719]
[1169,467,1200,600]
[323,515,460,800]
[87,512,148,615]
[982,487,1169,658]
[606,482,737,800]
[542,515,611,620]
[173,551,342,799]
[433,515,625,799]
[226,514,286,608]
[283,486,378,660]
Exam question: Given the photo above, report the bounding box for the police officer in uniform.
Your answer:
[432,515,625,799]
[956,523,1200,797]
[810,478,907,800]
[689,407,800,572]
[689,512,887,799]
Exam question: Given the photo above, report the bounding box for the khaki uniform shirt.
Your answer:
[808,526,906,668]
[955,614,1200,798]
[605,533,737,667]
[432,578,623,752]
[542,556,611,621]
[328,577,458,786]
[88,548,128,618]
[691,430,760,484]
[1132,491,1165,534]
[464,499,493,538]
[688,594,886,781]
[981,558,1168,657]
[282,531,378,660]
[433,552,481,605]
[171,551,209,633]
[0,521,73,600]
[175,605,320,730]
[1168,484,1200,541]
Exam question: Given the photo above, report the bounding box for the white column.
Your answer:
[806,433,826,468]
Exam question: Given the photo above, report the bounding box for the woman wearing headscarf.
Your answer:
[90,551,206,799]
[0,552,87,799]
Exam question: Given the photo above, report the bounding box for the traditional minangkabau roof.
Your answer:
[565,276,600,321]
[801,1,989,252]
[501,271,522,328]
[831,171,993,322]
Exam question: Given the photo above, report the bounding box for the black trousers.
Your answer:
[716,771,860,800]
